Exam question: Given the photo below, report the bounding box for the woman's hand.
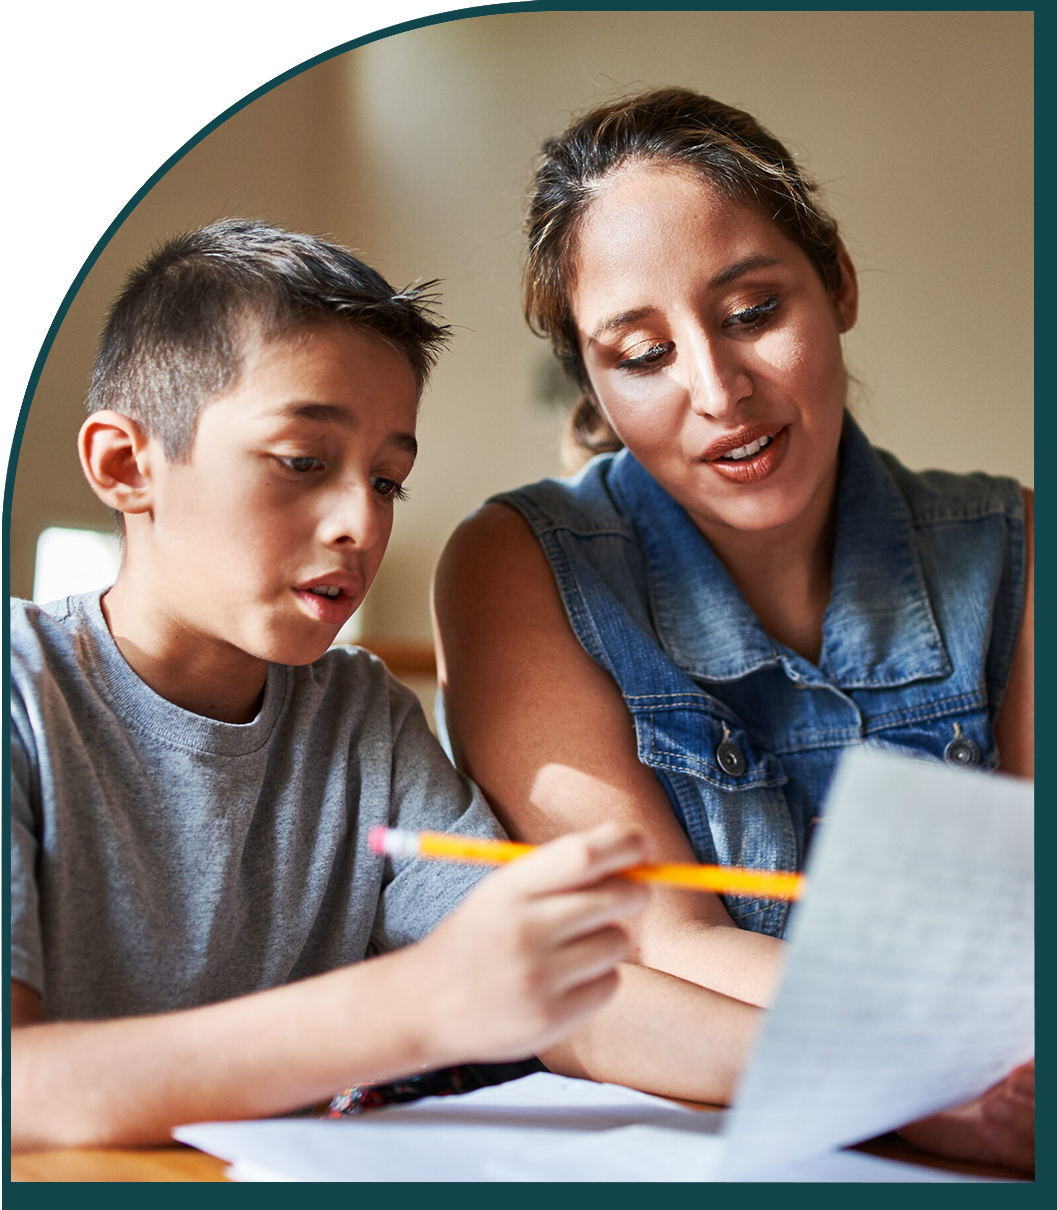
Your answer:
[415,822,651,1065]
[898,1060,1034,1176]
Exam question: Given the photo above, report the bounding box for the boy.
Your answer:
[9,220,648,1149]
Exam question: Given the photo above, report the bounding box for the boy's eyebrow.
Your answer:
[278,402,358,426]
[389,432,419,459]
[275,403,417,459]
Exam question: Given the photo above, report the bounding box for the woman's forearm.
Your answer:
[616,880,787,1008]
[636,911,787,1008]
[541,961,762,1106]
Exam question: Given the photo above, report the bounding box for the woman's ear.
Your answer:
[832,241,859,334]
[77,411,156,515]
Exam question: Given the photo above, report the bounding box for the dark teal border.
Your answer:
[3,4,1039,1206]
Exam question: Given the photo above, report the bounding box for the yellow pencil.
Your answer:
[368,827,804,901]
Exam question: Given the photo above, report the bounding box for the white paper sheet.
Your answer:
[175,749,1033,1183]
[716,747,1034,1178]
[482,1122,1008,1183]
[176,1074,1007,1184]
[175,1073,713,1182]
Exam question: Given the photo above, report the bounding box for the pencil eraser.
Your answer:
[368,826,388,856]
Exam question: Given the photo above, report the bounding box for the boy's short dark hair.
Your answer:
[86,219,451,461]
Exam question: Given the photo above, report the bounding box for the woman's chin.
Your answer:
[685,491,817,540]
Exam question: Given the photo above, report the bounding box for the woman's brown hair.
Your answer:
[524,88,843,467]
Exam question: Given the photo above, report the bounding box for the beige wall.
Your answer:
[10,11,1033,640]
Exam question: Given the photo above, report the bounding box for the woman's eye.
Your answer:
[372,477,408,502]
[725,296,780,331]
[617,341,674,371]
[276,455,325,474]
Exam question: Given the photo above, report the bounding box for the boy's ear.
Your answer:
[77,411,157,515]
[832,241,859,334]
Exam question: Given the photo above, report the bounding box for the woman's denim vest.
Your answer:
[490,414,1026,937]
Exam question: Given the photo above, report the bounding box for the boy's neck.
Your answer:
[101,576,269,725]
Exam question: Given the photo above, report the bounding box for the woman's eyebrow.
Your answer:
[587,256,784,345]
[709,255,781,289]
[588,307,656,344]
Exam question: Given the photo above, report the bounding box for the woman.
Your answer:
[433,88,1033,1171]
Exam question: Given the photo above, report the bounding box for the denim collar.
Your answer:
[607,413,950,689]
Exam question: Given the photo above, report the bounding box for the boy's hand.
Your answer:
[898,1060,1034,1176]
[416,823,650,1065]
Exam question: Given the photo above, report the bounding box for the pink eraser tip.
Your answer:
[368,826,388,855]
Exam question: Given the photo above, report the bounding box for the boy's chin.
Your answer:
[240,626,342,669]
[265,637,340,667]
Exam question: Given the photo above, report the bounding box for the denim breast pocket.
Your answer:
[630,699,797,936]
[632,698,787,791]
[864,695,999,772]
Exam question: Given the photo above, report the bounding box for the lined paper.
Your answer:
[716,747,1033,1178]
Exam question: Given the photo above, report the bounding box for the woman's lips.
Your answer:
[701,425,788,485]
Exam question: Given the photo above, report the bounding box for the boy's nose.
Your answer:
[319,486,383,550]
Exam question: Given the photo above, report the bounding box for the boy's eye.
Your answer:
[617,341,674,371]
[277,455,325,474]
[372,477,408,502]
[725,296,780,331]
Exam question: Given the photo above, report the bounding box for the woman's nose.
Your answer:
[685,336,753,419]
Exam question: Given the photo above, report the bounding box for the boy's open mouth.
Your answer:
[293,575,362,626]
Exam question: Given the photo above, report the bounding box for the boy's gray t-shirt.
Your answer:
[10,592,502,1020]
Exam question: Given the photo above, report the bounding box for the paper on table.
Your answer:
[715,747,1034,1179]
[176,1072,1008,1184]
[174,1073,713,1182]
[482,1123,1008,1183]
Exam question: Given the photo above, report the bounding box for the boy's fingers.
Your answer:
[528,878,649,945]
[494,823,651,897]
[547,926,632,994]
[542,969,622,1042]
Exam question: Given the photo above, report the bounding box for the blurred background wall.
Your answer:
[9,10,1033,642]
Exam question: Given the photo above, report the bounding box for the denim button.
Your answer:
[944,736,980,767]
[716,740,746,777]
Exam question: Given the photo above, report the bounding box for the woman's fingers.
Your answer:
[977,1062,1035,1174]
[899,1060,1035,1177]
[1008,1060,1034,1098]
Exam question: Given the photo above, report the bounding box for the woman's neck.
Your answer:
[697,472,839,666]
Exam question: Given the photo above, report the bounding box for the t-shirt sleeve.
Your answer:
[369,688,505,954]
[10,714,45,996]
